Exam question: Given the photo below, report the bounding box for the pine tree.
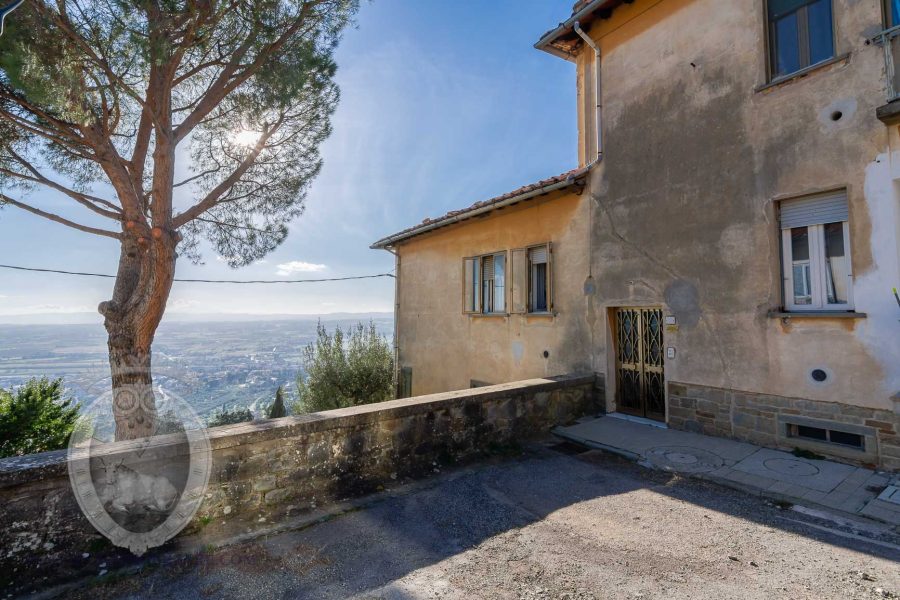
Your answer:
[0,378,80,458]
[0,0,358,440]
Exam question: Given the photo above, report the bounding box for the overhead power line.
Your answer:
[0,263,395,284]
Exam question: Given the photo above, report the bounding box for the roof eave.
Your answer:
[370,172,588,250]
[534,0,620,61]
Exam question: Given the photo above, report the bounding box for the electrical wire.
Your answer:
[0,263,394,284]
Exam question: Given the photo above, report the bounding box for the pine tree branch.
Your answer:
[0,193,122,239]
[173,0,322,143]
[172,117,283,227]
[2,147,122,217]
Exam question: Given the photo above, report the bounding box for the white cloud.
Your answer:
[23,304,94,313]
[276,261,327,276]
[167,298,202,312]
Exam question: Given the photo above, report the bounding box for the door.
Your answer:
[614,307,665,421]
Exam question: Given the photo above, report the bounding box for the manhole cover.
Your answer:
[666,452,699,465]
[645,446,724,473]
[762,458,819,477]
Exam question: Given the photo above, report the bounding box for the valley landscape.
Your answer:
[0,316,393,419]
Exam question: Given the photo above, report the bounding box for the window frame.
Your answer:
[781,219,853,312]
[526,242,553,314]
[765,0,836,82]
[461,250,508,316]
[509,242,554,315]
[463,243,553,317]
[884,0,900,28]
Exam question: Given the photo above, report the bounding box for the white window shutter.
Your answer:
[780,191,848,229]
[482,254,494,279]
[529,245,548,264]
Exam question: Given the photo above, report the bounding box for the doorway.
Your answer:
[613,307,665,422]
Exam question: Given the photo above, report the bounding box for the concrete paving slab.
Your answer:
[556,417,758,463]
[732,448,859,493]
[553,416,898,527]
[878,485,900,506]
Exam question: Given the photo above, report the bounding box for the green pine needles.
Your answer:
[0,377,79,458]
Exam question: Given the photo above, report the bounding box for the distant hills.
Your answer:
[0,311,394,326]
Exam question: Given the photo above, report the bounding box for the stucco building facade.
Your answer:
[373,0,900,469]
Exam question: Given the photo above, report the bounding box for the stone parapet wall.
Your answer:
[667,381,900,470]
[0,374,599,592]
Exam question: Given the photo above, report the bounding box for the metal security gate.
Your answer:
[614,307,665,421]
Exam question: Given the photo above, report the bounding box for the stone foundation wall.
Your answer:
[0,374,598,592]
[667,381,900,470]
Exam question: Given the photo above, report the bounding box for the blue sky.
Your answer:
[0,0,577,321]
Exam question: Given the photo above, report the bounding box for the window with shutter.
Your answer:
[528,244,552,313]
[780,191,853,311]
[479,252,506,314]
[463,247,548,316]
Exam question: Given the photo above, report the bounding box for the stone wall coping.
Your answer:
[0,373,595,489]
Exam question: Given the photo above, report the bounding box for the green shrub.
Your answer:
[294,321,394,413]
[207,405,253,428]
[0,378,80,458]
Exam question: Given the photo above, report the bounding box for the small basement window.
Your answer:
[787,423,864,449]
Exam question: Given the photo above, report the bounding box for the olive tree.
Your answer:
[0,0,358,439]
[294,321,393,413]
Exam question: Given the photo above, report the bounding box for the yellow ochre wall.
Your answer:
[574,0,900,412]
[394,189,597,397]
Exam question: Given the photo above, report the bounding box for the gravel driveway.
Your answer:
[69,443,900,600]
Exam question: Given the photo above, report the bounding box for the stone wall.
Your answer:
[0,374,598,593]
[668,381,900,470]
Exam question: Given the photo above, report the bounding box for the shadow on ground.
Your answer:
[64,442,900,599]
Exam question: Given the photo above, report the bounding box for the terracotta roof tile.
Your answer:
[371,166,590,249]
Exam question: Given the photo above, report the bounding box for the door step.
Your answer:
[607,412,668,429]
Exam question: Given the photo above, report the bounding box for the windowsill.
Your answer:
[468,312,558,318]
[755,53,850,93]
[876,97,900,124]
[768,310,867,319]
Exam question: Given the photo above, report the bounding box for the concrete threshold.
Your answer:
[554,416,900,530]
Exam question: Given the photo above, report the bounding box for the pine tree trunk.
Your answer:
[100,229,177,441]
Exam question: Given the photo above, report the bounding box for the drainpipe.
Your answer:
[384,246,401,398]
[573,21,602,161]
[573,21,603,378]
